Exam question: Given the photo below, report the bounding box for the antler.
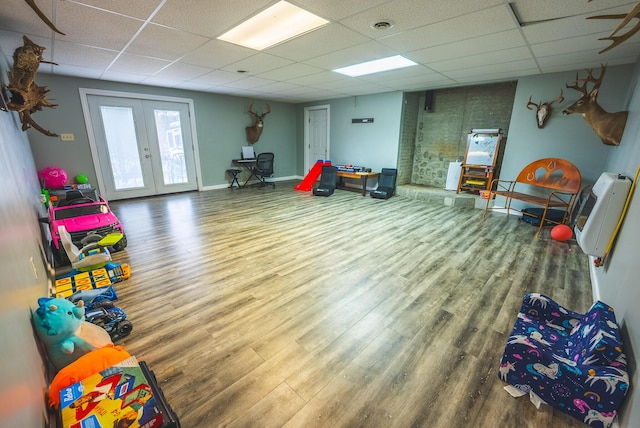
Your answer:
[566,65,606,94]
[549,89,564,105]
[247,102,257,119]
[526,96,540,110]
[588,2,640,53]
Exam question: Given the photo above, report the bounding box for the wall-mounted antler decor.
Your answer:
[562,64,628,146]
[587,0,640,53]
[24,0,65,35]
[246,102,271,144]
[526,90,564,128]
[6,36,59,137]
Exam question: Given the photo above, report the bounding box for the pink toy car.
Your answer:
[47,190,127,266]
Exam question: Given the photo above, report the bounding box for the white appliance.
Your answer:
[445,161,462,190]
[575,172,632,258]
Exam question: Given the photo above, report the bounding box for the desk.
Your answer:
[232,159,256,187]
[337,171,380,196]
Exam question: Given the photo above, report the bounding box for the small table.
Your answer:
[232,159,256,187]
[337,171,380,196]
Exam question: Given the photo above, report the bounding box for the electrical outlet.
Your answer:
[60,133,75,141]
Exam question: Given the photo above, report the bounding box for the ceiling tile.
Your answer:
[152,0,272,38]
[108,52,171,75]
[2,0,638,103]
[126,24,209,60]
[444,59,538,79]
[304,40,399,70]
[265,23,369,62]
[52,42,117,69]
[339,0,504,38]
[55,1,143,50]
[147,62,212,81]
[408,29,527,64]
[429,47,534,73]
[220,53,294,75]
[181,39,255,69]
[378,4,518,52]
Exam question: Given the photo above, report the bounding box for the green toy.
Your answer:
[75,174,88,184]
[32,297,113,371]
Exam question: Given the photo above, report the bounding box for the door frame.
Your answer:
[303,104,330,173]
[79,88,202,197]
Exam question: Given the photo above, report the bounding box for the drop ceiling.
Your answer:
[1,0,638,103]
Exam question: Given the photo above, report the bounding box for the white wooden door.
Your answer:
[304,105,330,172]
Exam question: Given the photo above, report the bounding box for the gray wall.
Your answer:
[27,74,299,190]
[298,91,404,172]
[594,61,640,427]
[0,54,51,428]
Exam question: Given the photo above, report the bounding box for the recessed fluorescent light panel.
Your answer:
[333,55,418,77]
[218,1,329,50]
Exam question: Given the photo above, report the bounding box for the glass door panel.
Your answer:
[101,105,145,190]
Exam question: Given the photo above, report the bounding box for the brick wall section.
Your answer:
[409,82,516,188]
[397,92,420,185]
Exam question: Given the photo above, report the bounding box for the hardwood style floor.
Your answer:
[104,181,592,427]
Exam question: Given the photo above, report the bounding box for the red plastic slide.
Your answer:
[294,160,331,191]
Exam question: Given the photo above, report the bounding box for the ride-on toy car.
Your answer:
[84,300,133,340]
[46,190,127,266]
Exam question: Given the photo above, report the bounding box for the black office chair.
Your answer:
[312,165,338,196]
[370,168,397,199]
[245,152,275,188]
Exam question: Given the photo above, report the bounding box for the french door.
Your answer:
[83,92,199,200]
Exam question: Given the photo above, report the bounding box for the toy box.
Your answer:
[59,357,165,428]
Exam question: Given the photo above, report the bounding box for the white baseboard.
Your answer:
[201,175,301,191]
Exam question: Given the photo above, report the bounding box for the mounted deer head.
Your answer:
[526,90,564,128]
[245,102,271,144]
[562,64,628,146]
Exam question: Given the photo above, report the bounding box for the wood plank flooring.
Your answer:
[104,182,592,427]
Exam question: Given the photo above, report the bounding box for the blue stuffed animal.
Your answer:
[32,297,113,371]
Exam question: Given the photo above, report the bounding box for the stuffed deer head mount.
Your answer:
[245,102,271,144]
[562,64,628,146]
[6,36,58,137]
[526,90,564,128]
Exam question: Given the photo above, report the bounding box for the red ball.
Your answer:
[551,224,573,241]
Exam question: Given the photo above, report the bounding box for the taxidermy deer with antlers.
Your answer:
[562,64,628,146]
[7,36,58,137]
[246,103,271,144]
[527,90,564,128]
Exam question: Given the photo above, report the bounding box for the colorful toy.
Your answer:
[294,160,331,192]
[551,224,573,241]
[45,191,127,266]
[39,166,68,188]
[32,297,113,371]
[85,301,133,341]
[75,174,88,184]
[55,265,131,298]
